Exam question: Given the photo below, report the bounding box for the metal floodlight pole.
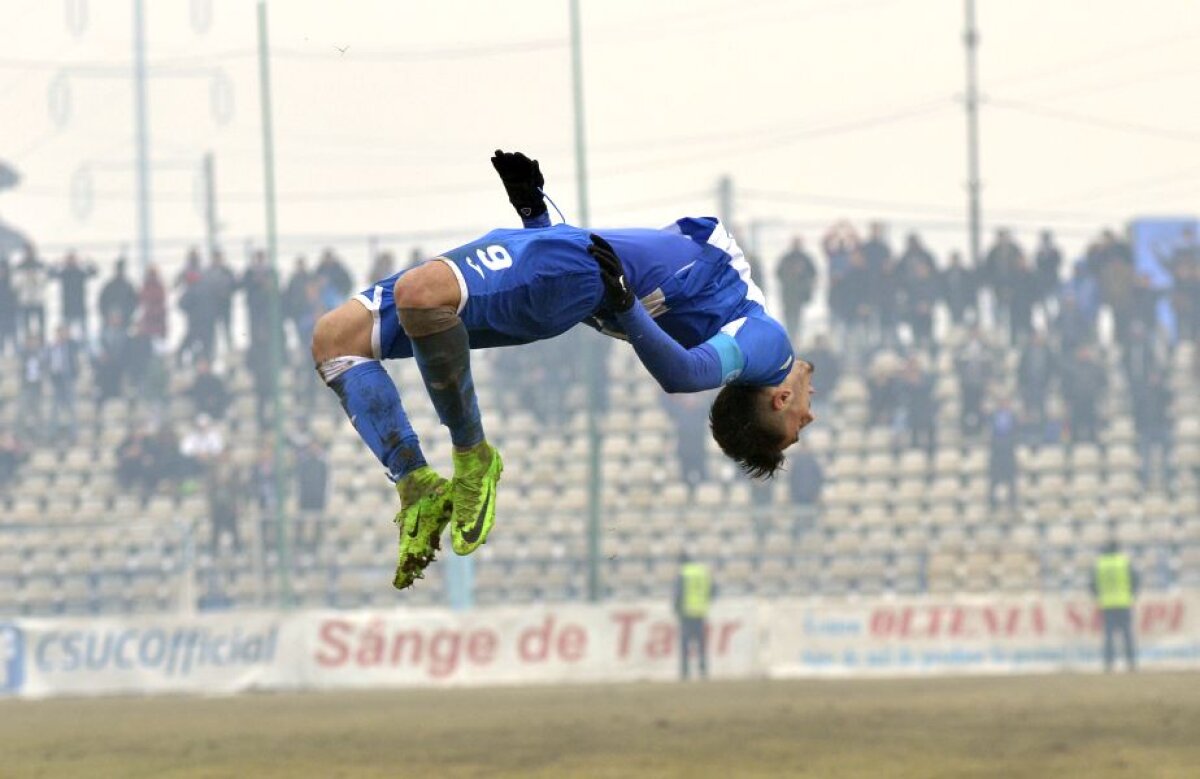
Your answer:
[131,0,153,273]
[964,0,982,267]
[570,0,602,603]
[257,0,291,607]
[203,151,218,260]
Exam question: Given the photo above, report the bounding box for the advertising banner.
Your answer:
[3,593,1198,698]
[293,600,759,688]
[3,613,292,698]
[766,593,1200,677]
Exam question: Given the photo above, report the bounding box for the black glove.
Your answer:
[587,234,636,313]
[490,149,546,220]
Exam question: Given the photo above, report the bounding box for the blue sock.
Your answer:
[328,360,426,481]
[409,321,484,449]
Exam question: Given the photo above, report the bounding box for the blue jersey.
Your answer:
[355,217,794,390]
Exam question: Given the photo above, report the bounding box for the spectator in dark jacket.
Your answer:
[903,260,939,352]
[988,398,1020,512]
[295,438,330,550]
[316,248,354,299]
[186,357,230,420]
[806,334,841,406]
[1008,257,1042,346]
[206,450,244,556]
[49,252,97,336]
[93,310,129,419]
[46,324,81,443]
[0,258,16,355]
[1034,230,1063,302]
[241,250,278,351]
[1017,330,1057,434]
[98,258,139,329]
[775,237,817,345]
[983,228,1024,330]
[897,357,937,455]
[207,251,238,356]
[1132,370,1173,489]
[284,256,312,348]
[662,392,711,488]
[787,440,824,506]
[0,426,28,492]
[14,247,46,339]
[940,251,977,327]
[955,328,995,437]
[178,256,221,366]
[18,331,47,441]
[1062,346,1107,444]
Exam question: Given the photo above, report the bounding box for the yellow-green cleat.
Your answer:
[392,466,453,590]
[450,441,503,555]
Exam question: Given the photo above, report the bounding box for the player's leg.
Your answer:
[393,260,502,556]
[311,297,450,590]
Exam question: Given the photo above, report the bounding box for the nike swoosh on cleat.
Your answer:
[408,514,421,538]
[459,491,490,546]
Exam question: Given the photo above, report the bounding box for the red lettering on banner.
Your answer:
[647,623,674,659]
[357,621,386,666]
[948,607,966,637]
[466,630,497,665]
[612,611,645,658]
[518,616,554,662]
[1031,604,1047,635]
[428,631,461,678]
[926,607,944,638]
[557,625,587,662]
[873,603,1052,640]
[389,631,423,665]
[1065,603,1093,633]
[316,620,351,666]
[716,621,741,653]
[1140,599,1186,634]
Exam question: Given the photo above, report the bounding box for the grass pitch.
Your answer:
[1,673,1197,778]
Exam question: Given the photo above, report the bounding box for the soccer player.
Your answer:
[311,151,815,589]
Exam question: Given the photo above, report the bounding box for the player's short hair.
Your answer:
[708,384,786,480]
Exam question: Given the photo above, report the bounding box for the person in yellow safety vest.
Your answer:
[1090,540,1139,672]
[674,551,716,680]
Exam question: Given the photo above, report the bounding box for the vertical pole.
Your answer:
[964,0,982,267]
[569,0,591,229]
[257,0,291,607]
[570,0,602,602]
[203,151,218,260]
[717,175,733,228]
[132,0,152,274]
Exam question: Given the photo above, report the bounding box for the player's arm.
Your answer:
[588,235,734,394]
[491,149,550,229]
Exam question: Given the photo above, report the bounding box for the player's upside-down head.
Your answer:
[708,357,815,480]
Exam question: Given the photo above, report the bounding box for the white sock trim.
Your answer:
[317,355,376,385]
[352,284,384,360]
[436,257,469,315]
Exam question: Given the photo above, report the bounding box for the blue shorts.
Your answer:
[354,225,604,360]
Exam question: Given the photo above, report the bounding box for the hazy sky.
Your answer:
[3,0,1199,276]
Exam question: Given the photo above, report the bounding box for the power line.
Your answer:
[741,188,1128,224]
[989,98,1200,144]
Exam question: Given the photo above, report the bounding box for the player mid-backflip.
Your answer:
[311,150,815,589]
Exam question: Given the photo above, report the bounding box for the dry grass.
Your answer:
[1,673,1198,778]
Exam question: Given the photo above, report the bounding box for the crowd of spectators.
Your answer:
[1,242,358,556]
[2,216,1198,547]
[767,220,1198,507]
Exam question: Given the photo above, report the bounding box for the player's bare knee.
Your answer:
[393,261,459,310]
[310,311,340,364]
[311,302,372,364]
